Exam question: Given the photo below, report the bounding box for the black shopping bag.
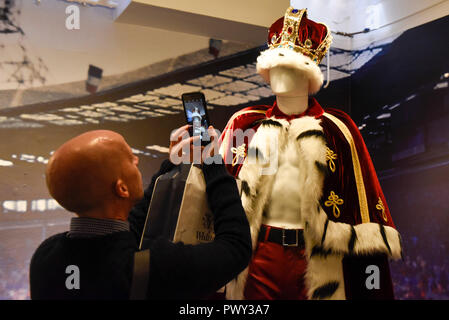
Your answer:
[138,163,241,295]
[139,164,215,250]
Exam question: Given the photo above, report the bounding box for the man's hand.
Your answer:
[202,126,222,164]
[169,125,221,165]
[169,124,203,165]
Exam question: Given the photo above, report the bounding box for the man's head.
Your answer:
[46,130,143,220]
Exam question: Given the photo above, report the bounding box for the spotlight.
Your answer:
[86,65,103,94]
[209,39,222,59]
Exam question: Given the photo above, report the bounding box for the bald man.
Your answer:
[29,128,251,299]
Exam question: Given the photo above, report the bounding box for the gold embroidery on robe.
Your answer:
[326,147,337,173]
[231,143,246,167]
[376,197,388,222]
[323,113,370,223]
[325,191,344,218]
[218,109,266,158]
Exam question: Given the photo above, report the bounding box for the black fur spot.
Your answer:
[321,218,329,246]
[259,119,283,128]
[247,147,265,162]
[305,62,309,65]
[398,232,404,260]
[315,161,329,176]
[279,53,284,57]
[262,208,268,218]
[379,224,392,255]
[312,281,339,299]
[249,120,262,128]
[348,225,357,253]
[310,246,333,259]
[296,129,325,141]
[241,180,251,197]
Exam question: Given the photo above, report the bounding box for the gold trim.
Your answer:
[305,39,313,49]
[269,7,333,64]
[280,7,306,45]
[323,112,370,224]
[219,109,267,158]
[227,109,267,124]
[325,191,344,218]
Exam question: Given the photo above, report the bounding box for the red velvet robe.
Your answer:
[219,97,401,299]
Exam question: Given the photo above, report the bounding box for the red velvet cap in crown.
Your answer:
[268,7,332,64]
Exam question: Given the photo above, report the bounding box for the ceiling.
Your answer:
[115,0,449,49]
[114,0,290,45]
[292,0,448,38]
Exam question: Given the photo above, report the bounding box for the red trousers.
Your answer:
[243,225,308,300]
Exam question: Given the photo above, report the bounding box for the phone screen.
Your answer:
[183,95,210,143]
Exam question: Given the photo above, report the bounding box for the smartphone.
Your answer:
[181,92,211,146]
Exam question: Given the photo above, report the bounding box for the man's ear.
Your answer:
[115,179,129,198]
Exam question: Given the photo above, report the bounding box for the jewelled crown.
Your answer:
[268,7,332,65]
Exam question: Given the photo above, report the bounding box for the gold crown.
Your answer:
[268,7,332,64]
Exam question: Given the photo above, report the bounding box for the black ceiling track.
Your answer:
[0,45,267,117]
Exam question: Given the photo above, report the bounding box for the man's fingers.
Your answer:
[202,143,212,161]
[170,135,201,161]
[203,126,221,160]
[171,135,197,155]
[207,126,219,142]
[169,125,222,164]
[170,124,191,143]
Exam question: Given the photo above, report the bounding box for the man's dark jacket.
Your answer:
[29,160,252,299]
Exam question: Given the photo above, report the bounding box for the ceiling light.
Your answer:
[434,82,448,90]
[376,113,391,120]
[389,103,400,110]
[405,94,417,101]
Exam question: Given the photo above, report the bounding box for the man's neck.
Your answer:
[78,204,130,221]
[276,94,309,115]
[68,216,130,238]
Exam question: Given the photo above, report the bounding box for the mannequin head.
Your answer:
[46,130,143,221]
[257,47,325,115]
[269,65,308,97]
[257,47,324,95]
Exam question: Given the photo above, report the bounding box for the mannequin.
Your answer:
[270,66,308,116]
[219,7,402,300]
[262,66,307,230]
